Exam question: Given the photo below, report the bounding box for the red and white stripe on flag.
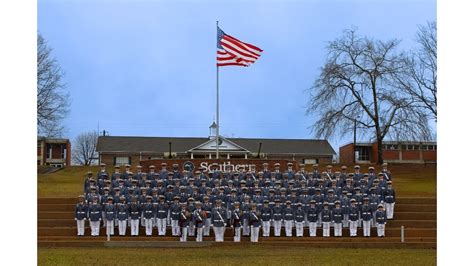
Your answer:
[217,27,263,67]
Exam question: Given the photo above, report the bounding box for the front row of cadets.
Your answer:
[75,196,388,241]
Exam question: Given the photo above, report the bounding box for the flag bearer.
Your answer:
[142,195,155,236]
[375,204,387,237]
[129,197,141,236]
[332,201,343,237]
[231,202,243,242]
[283,201,294,237]
[88,196,102,236]
[75,195,88,236]
[294,202,306,237]
[193,201,205,242]
[321,202,332,237]
[348,199,359,237]
[211,199,227,242]
[361,197,372,237]
[249,203,261,243]
[117,196,129,236]
[260,200,272,237]
[104,197,116,236]
[307,200,318,237]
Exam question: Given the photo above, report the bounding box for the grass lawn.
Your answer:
[38,164,436,198]
[38,246,436,265]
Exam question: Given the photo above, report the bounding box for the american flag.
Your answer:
[217,26,263,67]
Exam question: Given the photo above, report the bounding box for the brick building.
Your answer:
[96,136,336,166]
[37,137,71,167]
[339,141,437,164]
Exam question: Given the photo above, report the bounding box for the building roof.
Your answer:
[96,136,336,155]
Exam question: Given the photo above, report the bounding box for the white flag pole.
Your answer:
[216,20,220,160]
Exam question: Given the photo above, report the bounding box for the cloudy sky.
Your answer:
[38,0,436,151]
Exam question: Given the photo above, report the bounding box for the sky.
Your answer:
[37,0,436,151]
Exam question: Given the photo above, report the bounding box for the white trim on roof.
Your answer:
[187,136,250,153]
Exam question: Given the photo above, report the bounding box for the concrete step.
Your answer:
[396,204,436,212]
[38,219,436,228]
[394,212,436,220]
[38,227,436,238]
[397,197,436,205]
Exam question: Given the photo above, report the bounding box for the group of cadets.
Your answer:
[75,162,396,242]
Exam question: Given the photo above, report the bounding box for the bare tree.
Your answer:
[73,131,98,165]
[307,29,432,164]
[37,33,70,137]
[396,21,437,120]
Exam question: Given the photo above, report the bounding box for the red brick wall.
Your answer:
[382,150,400,160]
[401,150,421,161]
[339,144,355,164]
[422,150,437,161]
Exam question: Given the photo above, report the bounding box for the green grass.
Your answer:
[38,246,436,266]
[38,164,436,198]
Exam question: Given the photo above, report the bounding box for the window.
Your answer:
[60,144,67,159]
[46,144,52,159]
[383,144,398,150]
[403,145,415,150]
[114,156,131,165]
[355,147,370,161]
[413,145,419,150]
[304,159,317,165]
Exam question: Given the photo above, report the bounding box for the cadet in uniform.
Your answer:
[321,202,332,237]
[117,196,129,236]
[361,197,372,237]
[384,181,396,219]
[75,195,88,236]
[249,203,261,243]
[170,196,181,236]
[104,197,116,236]
[193,201,205,242]
[294,202,305,237]
[375,204,387,237]
[260,200,272,237]
[283,201,294,237]
[307,199,318,237]
[332,201,343,237]
[211,199,227,242]
[156,195,168,236]
[88,196,102,236]
[272,199,283,237]
[202,196,213,236]
[179,202,190,242]
[142,195,155,236]
[129,197,141,236]
[348,199,359,237]
[231,201,243,242]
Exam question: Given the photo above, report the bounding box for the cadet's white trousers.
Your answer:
[385,203,394,219]
[188,223,195,236]
[334,223,342,237]
[322,222,331,237]
[171,220,180,236]
[106,220,114,236]
[204,218,212,236]
[242,219,250,236]
[196,227,203,242]
[130,219,139,236]
[343,214,349,228]
[118,220,127,235]
[349,221,358,236]
[213,226,225,242]
[262,221,271,237]
[363,220,371,237]
[308,222,317,237]
[377,224,385,237]
[234,226,241,242]
[180,226,188,242]
[250,225,260,242]
[76,219,85,236]
[273,220,282,236]
[90,220,100,236]
[157,218,167,236]
[295,222,304,237]
[145,218,153,236]
[284,220,293,237]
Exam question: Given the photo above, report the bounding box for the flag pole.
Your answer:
[216,20,220,160]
